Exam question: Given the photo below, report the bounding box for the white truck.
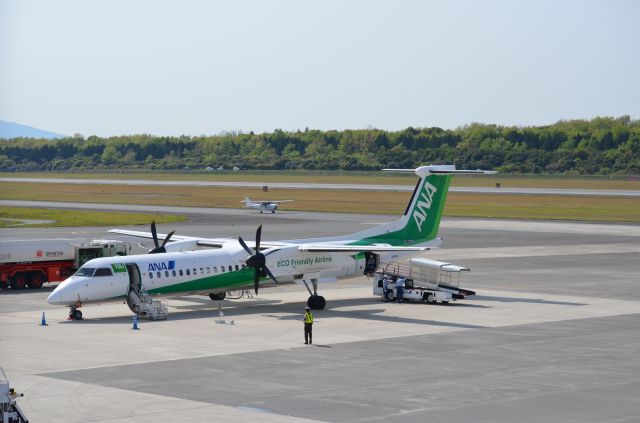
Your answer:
[0,239,130,290]
[373,258,475,303]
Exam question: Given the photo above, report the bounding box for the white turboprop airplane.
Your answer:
[47,165,495,320]
[242,197,293,213]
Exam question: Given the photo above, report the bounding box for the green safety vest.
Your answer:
[304,312,313,324]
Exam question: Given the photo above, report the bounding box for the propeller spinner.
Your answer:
[148,220,175,254]
[238,224,278,294]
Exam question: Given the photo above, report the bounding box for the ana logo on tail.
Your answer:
[412,181,437,232]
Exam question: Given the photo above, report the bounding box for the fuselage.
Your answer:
[246,201,277,211]
[47,240,421,306]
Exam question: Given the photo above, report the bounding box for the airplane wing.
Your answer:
[108,229,288,250]
[108,228,193,241]
[297,244,430,252]
[269,200,293,203]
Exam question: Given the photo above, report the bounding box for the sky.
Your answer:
[1,0,639,137]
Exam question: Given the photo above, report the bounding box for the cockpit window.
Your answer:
[94,268,113,277]
[75,267,95,277]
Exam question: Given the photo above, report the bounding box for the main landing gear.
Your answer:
[307,295,326,310]
[208,292,226,301]
[302,279,326,310]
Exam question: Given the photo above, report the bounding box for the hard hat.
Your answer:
[305,306,310,310]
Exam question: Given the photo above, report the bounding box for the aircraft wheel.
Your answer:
[28,272,46,289]
[73,309,83,320]
[385,290,395,302]
[271,210,275,214]
[10,273,28,290]
[208,292,226,301]
[260,211,263,214]
[307,295,326,310]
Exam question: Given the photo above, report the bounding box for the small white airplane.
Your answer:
[242,197,293,214]
[47,165,495,320]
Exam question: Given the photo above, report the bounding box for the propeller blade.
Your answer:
[254,270,260,294]
[238,236,253,255]
[151,221,160,248]
[255,224,262,251]
[161,230,175,248]
[262,266,278,284]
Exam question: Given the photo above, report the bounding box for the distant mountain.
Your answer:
[0,120,66,139]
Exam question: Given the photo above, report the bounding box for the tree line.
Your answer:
[1,116,638,174]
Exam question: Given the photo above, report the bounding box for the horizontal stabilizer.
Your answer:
[384,165,497,176]
[298,244,430,252]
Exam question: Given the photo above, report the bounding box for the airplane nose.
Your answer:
[47,288,62,305]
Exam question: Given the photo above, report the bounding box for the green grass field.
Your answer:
[0,206,186,228]
[1,179,639,224]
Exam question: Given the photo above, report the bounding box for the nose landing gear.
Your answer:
[68,307,83,320]
[68,297,83,320]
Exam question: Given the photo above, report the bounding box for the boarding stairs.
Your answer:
[126,283,169,321]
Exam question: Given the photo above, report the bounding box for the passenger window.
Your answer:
[200,267,204,273]
[172,270,176,277]
[179,269,183,276]
[213,266,217,273]
[157,271,161,278]
[235,265,239,271]
[186,269,190,276]
[193,268,197,275]
[206,267,210,274]
[94,268,113,277]
[149,272,153,279]
[221,266,225,272]
[165,270,169,277]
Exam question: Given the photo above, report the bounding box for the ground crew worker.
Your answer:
[303,306,313,344]
[396,277,406,303]
[382,274,390,302]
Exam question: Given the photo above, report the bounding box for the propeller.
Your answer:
[148,220,175,254]
[238,224,277,294]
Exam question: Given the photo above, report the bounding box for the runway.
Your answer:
[1,206,640,422]
[2,176,639,197]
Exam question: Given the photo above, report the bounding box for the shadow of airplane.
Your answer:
[473,295,587,306]
[58,296,487,329]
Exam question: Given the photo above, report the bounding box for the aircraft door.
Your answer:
[364,252,379,275]
[125,263,143,314]
[126,263,141,294]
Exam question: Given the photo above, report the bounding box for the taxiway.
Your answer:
[2,177,639,197]
[1,207,640,422]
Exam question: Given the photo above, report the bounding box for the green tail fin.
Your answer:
[352,165,494,246]
[400,173,451,242]
[356,173,451,246]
